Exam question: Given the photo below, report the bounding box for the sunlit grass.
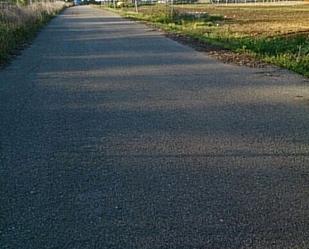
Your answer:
[106,3,309,77]
[0,1,66,63]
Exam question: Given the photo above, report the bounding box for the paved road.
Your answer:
[1,6,309,249]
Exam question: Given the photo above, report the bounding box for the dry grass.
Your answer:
[174,4,309,37]
[0,1,66,63]
[114,3,309,76]
[0,2,65,26]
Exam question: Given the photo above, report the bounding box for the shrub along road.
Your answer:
[0,6,308,249]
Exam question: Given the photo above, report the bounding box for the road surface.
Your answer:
[1,6,308,249]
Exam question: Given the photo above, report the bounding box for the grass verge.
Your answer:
[101,4,309,77]
[0,2,67,65]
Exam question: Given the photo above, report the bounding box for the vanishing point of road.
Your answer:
[1,6,308,249]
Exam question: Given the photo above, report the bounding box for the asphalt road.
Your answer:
[1,6,309,249]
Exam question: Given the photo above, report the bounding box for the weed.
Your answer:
[0,2,66,64]
[109,4,309,77]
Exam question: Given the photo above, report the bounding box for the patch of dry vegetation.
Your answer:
[0,1,66,63]
[175,4,309,37]
[112,3,309,76]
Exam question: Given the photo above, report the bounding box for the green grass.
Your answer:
[0,2,67,64]
[103,4,309,77]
